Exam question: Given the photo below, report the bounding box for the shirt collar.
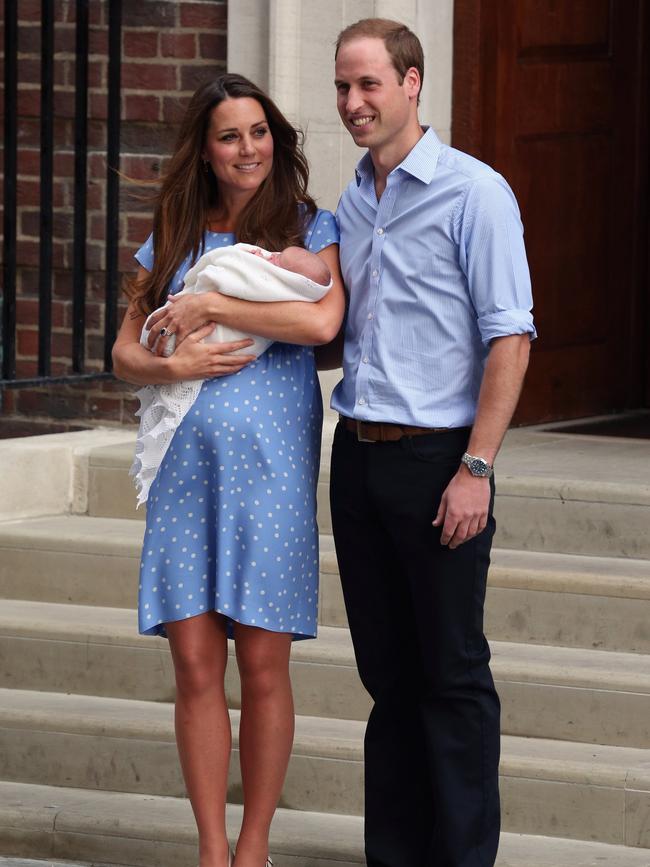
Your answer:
[355,126,442,187]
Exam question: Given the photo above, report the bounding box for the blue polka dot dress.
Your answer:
[135,209,339,640]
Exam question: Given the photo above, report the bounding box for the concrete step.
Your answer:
[2,780,650,867]
[1,688,650,845]
[3,516,650,652]
[1,600,650,747]
[85,429,650,558]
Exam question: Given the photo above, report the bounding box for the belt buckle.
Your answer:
[356,420,374,443]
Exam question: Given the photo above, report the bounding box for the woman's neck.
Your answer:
[207,189,256,232]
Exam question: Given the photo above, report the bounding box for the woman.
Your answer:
[112,73,344,867]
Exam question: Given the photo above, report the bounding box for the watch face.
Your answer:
[468,457,489,476]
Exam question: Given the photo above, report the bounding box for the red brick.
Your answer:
[17,268,39,295]
[17,58,41,85]
[1,391,17,414]
[16,239,40,266]
[87,395,123,421]
[17,119,41,149]
[54,25,76,53]
[123,93,160,122]
[121,120,177,154]
[54,117,74,148]
[54,0,73,23]
[53,269,73,298]
[160,32,196,59]
[54,151,75,175]
[89,91,108,120]
[17,87,41,117]
[161,95,189,124]
[86,180,104,210]
[52,330,72,358]
[16,328,39,357]
[88,60,105,88]
[16,179,41,207]
[126,213,152,243]
[179,63,225,93]
[17,298,65,328]
[86,242,105,271]
[90,214,105,241]
[89,2,104,26]
[88,27,108,55]
[15,360,38,378]
[19,210,40,237]
[54,88,76,118]
[88,120,107,149]
[180,2,227,29]
[119,245,139,272]
[122,62,177,91]
[123,30,159,59]
[17,24,40,53]
[88,152,107,179]
[123,2,177,28]
[198,32,226,60]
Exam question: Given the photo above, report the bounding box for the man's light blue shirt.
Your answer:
[331,128,536,428]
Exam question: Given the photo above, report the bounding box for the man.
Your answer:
[329,18,536,867]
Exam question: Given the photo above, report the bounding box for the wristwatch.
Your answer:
[461,452,494,478]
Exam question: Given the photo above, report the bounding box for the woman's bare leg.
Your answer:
[232,624,294,867]
[167,612,232,867]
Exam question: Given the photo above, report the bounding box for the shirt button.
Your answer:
[363,356,369,363]
[358,397,366,405]
[376,227,384,235]
[372,269,378,277]
[367,313,374,320]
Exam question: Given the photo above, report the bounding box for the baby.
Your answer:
[133,242,332,505]
[144,244,331,357]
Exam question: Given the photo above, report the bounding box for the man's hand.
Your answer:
[432,465,491,549]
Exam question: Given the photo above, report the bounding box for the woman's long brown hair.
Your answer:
[126,74,317,315]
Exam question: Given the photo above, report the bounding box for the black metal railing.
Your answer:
[1,0,122,389]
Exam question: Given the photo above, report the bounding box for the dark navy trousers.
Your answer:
[330,422,500,867]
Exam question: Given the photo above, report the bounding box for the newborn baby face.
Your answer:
[247,245,330,286]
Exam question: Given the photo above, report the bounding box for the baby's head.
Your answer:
[249,245,331,286]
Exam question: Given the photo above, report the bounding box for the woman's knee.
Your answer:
[235,629,292,699]
[168,616,227,696]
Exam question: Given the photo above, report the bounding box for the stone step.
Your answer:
[85,429,650,558]
[1,688,649,846]
[2,516,650,651]
[2,780,650,867]
[1,600,650,747]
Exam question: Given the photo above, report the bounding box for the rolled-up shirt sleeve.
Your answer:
[457,174,537,346]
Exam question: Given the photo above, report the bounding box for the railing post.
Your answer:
[104,0,123,371]
[38,0,55,378]
[2,0,18,382]
[72,0,90,373]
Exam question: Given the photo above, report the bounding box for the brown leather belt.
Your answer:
[339,415,457,443]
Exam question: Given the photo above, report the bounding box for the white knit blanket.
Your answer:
[131,243,331,505]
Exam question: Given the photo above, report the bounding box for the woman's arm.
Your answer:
[147,244,346,352]
[112,267,256,385]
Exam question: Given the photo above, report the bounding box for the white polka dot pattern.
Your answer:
[135,210,338,641]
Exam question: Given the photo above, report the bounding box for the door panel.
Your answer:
[453,0,648,423]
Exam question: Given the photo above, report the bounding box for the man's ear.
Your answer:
[404,66,421,101]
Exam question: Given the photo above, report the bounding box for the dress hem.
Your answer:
[139,606,317,641]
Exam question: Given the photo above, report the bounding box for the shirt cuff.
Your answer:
[477,310,537,346]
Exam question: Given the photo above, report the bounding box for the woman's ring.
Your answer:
[160,327,170,337]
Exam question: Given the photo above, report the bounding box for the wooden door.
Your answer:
[453,0,649,423]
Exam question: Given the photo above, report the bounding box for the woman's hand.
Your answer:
[168,323,257,379]
[146,294,213,355]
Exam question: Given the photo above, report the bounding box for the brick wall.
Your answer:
[0,0,227,434]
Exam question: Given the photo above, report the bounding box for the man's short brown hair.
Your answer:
[335,18,424,102]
